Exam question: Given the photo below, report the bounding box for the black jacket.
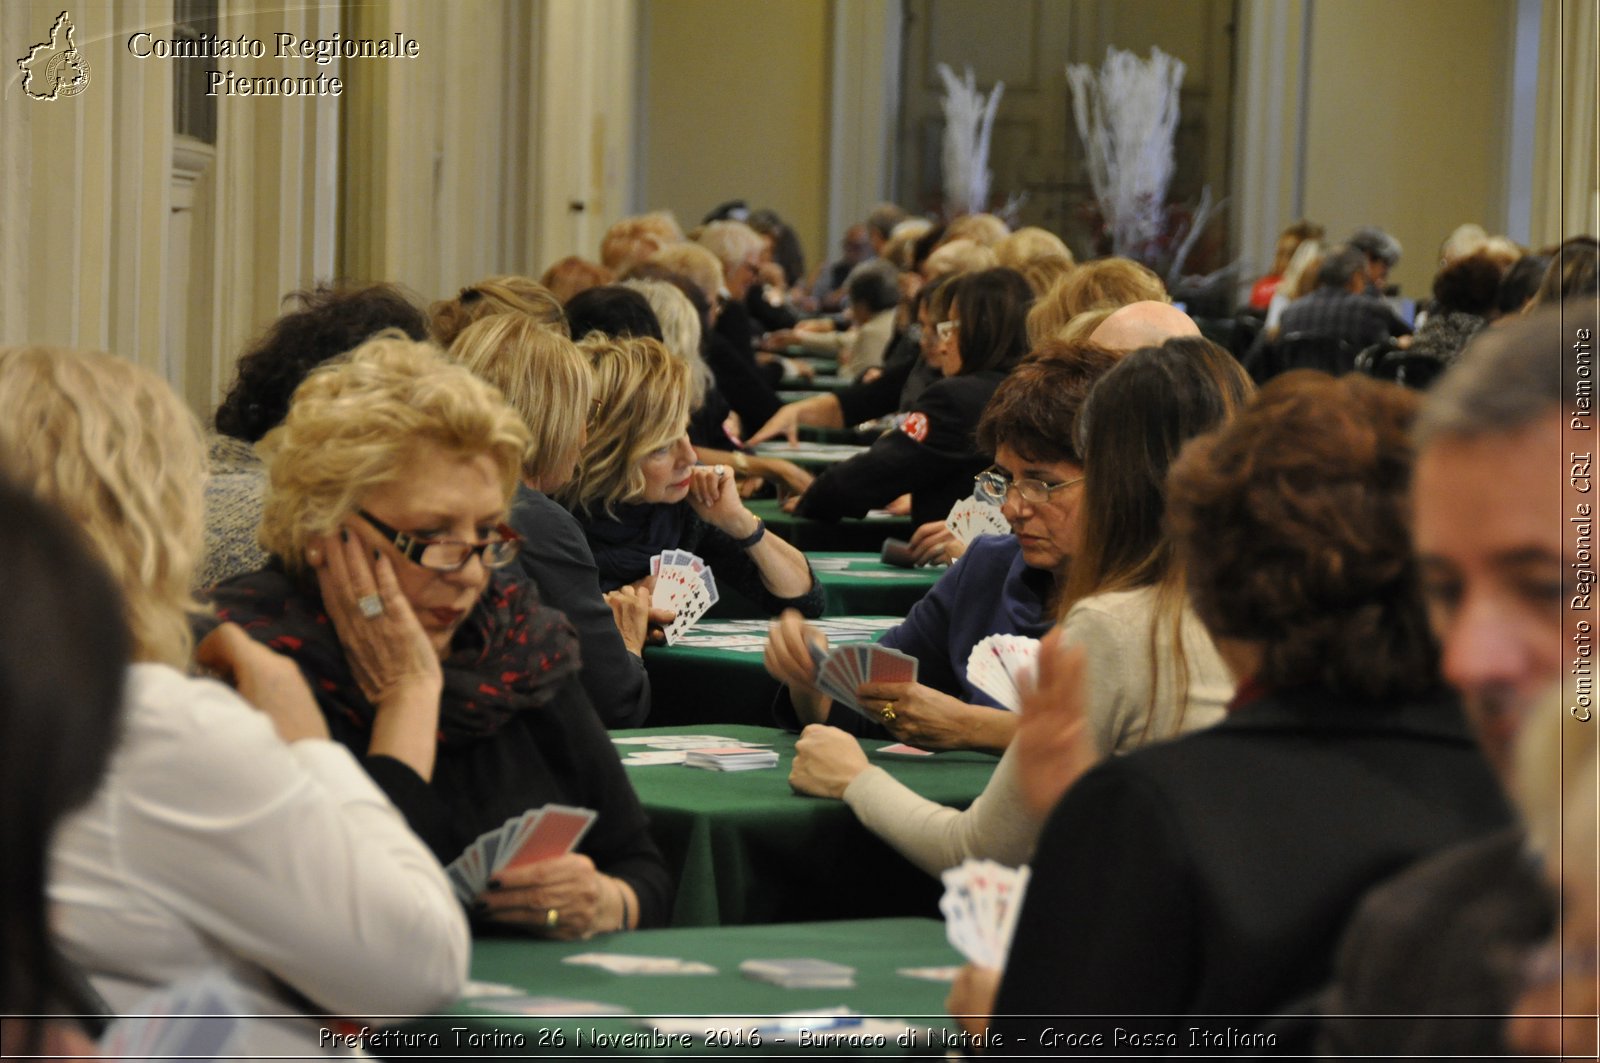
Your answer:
[990,685,1511,1052]
[796,369,1005,527]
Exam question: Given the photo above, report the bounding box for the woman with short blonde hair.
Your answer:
[0,345,468,1052]
[257,334,527,568]
[564,335,821,617]
[428,275,567,347]
[215,334,673,937]
[647,243,725,306]
[1026,257,1168,345]
[448,314,591,487]
[449,314,656,728]
[995,226,1075,271]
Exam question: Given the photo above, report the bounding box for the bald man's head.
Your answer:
[1088,300,1200,352]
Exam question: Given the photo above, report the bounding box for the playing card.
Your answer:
[944,497,1010,545]
[864,644,918,684]
[740,958,856,988]
[965,634,1041,712]
[502,805,596,870]
[939,860,1031,968]
[874,742,934,757]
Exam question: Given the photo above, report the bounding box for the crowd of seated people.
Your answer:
[7,197,1594,1058]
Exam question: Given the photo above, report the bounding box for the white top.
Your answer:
[840,586,1233,876]
[50,663,469,1049]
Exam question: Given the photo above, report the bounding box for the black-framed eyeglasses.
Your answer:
[973,467,1084,506]
[357,510,521,572]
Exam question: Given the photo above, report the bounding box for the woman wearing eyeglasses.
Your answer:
[211,334,672,939]
[772,338,1244,875]
[787,267,1033,526]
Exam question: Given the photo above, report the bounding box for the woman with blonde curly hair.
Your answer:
[564,335,822,617]
[0,346,467,1053]
[957,372,1512,1042]
[211,335,672,937]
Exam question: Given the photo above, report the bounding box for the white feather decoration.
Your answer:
[1066,47,1186,258]
[937,63,1005,216]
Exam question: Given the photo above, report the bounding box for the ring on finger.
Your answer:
[880,701,897,723]
[713,464,726,477]
[545,907,559,929]
[357,593,384,619]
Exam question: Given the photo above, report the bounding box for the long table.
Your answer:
[617,725,995,927]
[642,617,899,727]
[747,498,914,553]
[706,552,943,620]
[394,918,962,1057]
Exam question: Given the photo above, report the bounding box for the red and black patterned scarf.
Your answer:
[209,564,581,745]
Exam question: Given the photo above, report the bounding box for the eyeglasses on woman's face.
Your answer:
[357,509,521,572]
[935,319,957,341]
[973,466,1084,507]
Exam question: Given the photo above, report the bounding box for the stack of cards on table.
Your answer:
[965,633,1041,712]
[739,958,856,989]
[651,550,719,644]
[808,641,919,719]
[445,805,596,904]
[683,746,779,771]
[944,496,1010,545]
[940,859,1031,969]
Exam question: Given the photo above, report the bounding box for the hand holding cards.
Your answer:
[965,634,1041,712]
[807,640,919,719]
[651,550,719,644]
[944,496,1010,546]
[445,805,597,904]
[940,859,1031,969]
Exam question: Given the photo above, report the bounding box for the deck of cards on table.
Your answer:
[683,746,780,771]
[651,550,719,644]
[941,859,1031,969]
[944,496,1010,546]
[965,633,1040,712]
[445,805,596,903]
[740,958,857,988]
[808,641,919,719]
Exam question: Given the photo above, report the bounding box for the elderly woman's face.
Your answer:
[992,444,1085,573]
[352,446,507,655]
[638,432,697,504]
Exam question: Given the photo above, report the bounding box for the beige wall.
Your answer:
[641,0,830,276]
[1303,0,1513,298]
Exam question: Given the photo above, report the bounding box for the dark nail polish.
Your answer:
[339,528,349,542]
[486,877,503,890]
[372,548,381,561]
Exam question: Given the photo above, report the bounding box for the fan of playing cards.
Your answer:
[808,641,919,719]
[944,496,1011,546]
[651,550,719,644]
[445,805,596,904]
[940,859,1032,970]
[965,633,1041,712]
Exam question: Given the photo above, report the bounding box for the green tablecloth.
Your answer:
[618,725,995,927]
[396,918,961,1057]
[642,617,900,727]
[748,498,914,553]
[707,552,942,620]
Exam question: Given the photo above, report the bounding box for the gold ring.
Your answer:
[880,702,897,723]
[545,907,559,929]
